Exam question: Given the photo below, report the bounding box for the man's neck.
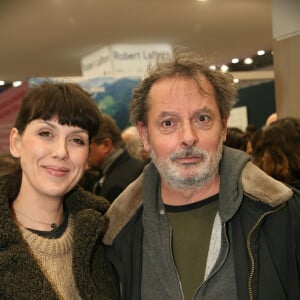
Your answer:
[161,175,220,206]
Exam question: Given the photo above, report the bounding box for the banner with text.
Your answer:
[81,43,173,78]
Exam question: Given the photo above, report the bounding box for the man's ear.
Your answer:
[222,118,228,142]
[102,138,113,152]
[136,122,150,152]
[10,128,22,158]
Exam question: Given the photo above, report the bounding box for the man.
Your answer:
[103,53,300,299]
[82,114,144,202]
[121,125,149,162]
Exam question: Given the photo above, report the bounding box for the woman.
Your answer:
[0,82,119,299]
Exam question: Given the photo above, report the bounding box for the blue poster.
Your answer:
[29,76,141,130]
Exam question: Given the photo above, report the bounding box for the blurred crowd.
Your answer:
[224,113,300,189]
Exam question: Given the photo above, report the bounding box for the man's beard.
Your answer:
[150,139,223,191]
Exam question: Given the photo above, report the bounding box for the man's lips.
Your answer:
[175,156,202,164]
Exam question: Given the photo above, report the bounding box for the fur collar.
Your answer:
[242,162,293,207]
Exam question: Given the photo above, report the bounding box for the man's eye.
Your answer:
[193,114,213,129]
[159,119,177,134]
[163,119,173,127]
[198,115,211,122]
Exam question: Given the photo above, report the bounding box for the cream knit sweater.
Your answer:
[19,217,81,299]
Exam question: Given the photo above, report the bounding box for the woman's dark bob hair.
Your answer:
[14,81,102,141]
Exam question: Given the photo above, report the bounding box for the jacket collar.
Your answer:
[218,146,292,222]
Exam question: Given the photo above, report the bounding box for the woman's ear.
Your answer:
[10,128,22,158]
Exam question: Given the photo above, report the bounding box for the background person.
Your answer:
[0,82,119,299]
[252,117,300,189]
[264,112,278,127]
[103,52,300,300]
[83,114,144,202]
[121,125,149,162]
[224,127,250,153]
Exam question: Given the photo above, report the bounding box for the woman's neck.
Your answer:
[12,196,64,231]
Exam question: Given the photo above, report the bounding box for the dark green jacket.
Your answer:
[0,175,119,299]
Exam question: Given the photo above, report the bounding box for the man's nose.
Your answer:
[181,122,199,147]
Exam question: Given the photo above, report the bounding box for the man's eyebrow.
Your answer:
[194,107,213,114]
[157,111,178,119]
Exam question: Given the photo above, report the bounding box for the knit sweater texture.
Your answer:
[19,217,81,299]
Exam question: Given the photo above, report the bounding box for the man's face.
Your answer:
[88,140,109,169]
[137,76,227,191]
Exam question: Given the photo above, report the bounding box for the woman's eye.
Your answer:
[70,138,85,146]
[38,131,52,137]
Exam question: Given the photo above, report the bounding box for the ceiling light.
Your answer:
[13,81,22,87]
[220,65,229,72]
[0,80,5,86]
[233,78,239,83]
[209,65,216,70]
[244,58,253,64]
[196,0,208,2]
[257,50,265,56]
[232,58,239,64]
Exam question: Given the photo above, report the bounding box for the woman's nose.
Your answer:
[51,138,69,160]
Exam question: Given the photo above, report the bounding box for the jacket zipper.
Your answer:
[193,222,229,299]
[246,203,286,300]
[119,281,123,299]
[169,224,185,299]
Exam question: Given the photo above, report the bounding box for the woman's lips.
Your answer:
[43,165,69,177]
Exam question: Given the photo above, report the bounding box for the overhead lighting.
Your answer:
[13,81,22,87]
[196,0,208,2]
[257,50,265,56]
[244,57,253,64]
[209,65,216,70]
[233,78,239,83]
[0,80,5,86]
[231,58,239,64]
[220,64,229,72]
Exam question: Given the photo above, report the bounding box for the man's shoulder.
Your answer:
[242,162,294,207]
[286,187,300,214]
[103,174,143,245]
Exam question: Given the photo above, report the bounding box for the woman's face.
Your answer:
[10,118,90,201]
